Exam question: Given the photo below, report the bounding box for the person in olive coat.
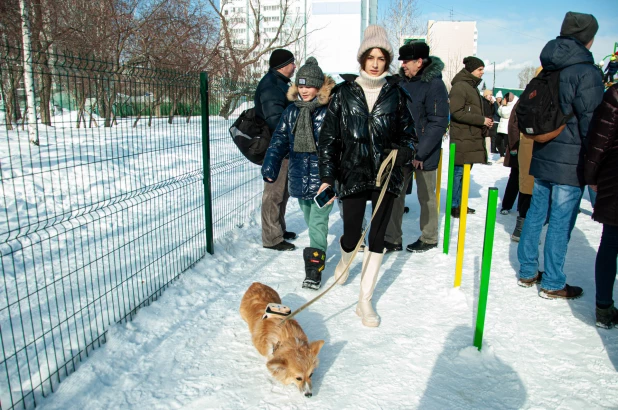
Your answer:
[317,25,417,327]
[584,83,618,328]
[448,57,494,217]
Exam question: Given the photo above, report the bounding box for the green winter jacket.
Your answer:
[449,69,487,165]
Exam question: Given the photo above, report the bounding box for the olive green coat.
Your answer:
[448,69,487,165]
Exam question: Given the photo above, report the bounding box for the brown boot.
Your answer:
[539,284,583,300]
[518,271,543,288]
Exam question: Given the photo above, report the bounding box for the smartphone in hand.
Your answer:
[314,186,336,208]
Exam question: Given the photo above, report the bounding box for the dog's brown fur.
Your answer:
[240,282,324,396]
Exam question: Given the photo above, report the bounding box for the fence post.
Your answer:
[454,163,471,287]
[474,187,499,350]
[200,72,214,254]
[443,143,456,254]
[436,148,443,217]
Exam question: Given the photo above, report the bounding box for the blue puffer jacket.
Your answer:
[254,69,293,133]
[262,76,335,200]
[530,36,604,186]
[394,56,449,171]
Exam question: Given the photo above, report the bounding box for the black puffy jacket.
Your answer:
[530,36,604,186]
[394,56,449,171]
[318,74,418,198]
[584,84,618,226]
[253,69,293,132]
[262,77,335,200]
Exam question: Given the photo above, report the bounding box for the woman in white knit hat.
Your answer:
[317,25,418,327]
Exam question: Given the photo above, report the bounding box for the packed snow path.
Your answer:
[39,153,618,409]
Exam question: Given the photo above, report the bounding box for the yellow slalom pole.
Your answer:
[454,164,471,288]
[436,148,443,216]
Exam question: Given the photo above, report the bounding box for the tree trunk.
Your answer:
[19,0,39,145]
[1,70,15,130]
[218,91,243,119]
[167,99,177,124]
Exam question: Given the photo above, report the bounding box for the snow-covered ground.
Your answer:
[34,147,618,409]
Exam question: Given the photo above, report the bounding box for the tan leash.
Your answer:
[279,150,398,325]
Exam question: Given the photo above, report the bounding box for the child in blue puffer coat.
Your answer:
[262,57,335,290]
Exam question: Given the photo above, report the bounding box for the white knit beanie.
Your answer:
[357,25,394,63]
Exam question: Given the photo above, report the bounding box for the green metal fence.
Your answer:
[206,77,264,243]
[0,45,262,409]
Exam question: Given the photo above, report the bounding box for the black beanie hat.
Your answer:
[463,56,485,73]
[560,11,599,45]
[398,41,430,61]
[269,49,295,70]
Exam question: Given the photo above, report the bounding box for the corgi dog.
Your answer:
[240,282,324,397]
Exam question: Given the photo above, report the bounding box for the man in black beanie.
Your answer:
[255,49,297,251]
[517,12,604,300]
[448,57,494,218]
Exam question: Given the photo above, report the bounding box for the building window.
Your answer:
[264,16,280,22]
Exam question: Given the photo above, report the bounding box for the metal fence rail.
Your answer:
[206,77,264,242]
[0,46,212,409]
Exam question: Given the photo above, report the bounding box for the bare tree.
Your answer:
[518,66,536,88]
[19,0,39,145]
[379,0,422,49]
[209,0,315,117]
[443,50,463,92]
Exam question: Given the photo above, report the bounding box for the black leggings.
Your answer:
[341,190,396,253]
[501,164,520,211]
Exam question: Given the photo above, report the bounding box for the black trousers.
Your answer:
[596,223,618,306]
[490,124,499,153]
[341,190,396,253]
[518,193,532,218]
[497,132,509,157]
[501,163,519,211]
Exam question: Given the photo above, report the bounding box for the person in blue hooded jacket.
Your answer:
[262,58,335,290]
[517,12,604,299]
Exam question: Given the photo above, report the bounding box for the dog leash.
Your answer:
[279,149,398,325]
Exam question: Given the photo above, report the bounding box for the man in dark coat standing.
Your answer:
[448,57,494,217]
[517,12,604,298]
[384,41,449,253]
[255,49,297,251]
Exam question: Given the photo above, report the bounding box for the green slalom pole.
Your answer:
[443,143,456,254]
[474,187,499,351]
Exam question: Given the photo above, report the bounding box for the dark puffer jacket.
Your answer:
[262,76,336,200]
[584,84,618,226]
[254,69,293,132]
[394,56,449,171]
[449,69,487,165]
[530,36,604,187]
[318,74,418,199]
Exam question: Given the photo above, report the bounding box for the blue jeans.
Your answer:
[452,165,464,207]
[588,185,597,208]
[517,179,584,290]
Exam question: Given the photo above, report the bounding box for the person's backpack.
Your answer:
[228,108,271,165]
[515,69,573,143]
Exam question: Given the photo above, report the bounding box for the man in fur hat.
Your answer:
[384,41,449,253]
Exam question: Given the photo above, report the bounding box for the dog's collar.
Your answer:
[262,303,291,320]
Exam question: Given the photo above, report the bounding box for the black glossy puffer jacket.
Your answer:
[584,84,618,226]
[262,76,335,200]
[318,75,418,198]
